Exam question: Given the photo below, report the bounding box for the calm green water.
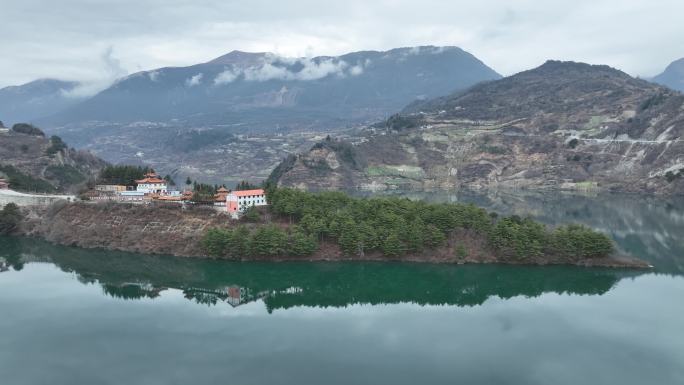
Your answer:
[1,191,683,385]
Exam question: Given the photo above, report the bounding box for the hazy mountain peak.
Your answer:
[390,45,462,54]
[662,57,684,72]
[404,59,661,120]
[206,50,270,66]
[653,57,684,92]
[1,78,78,93]
[532,60,627,77]
[0,78,83,125]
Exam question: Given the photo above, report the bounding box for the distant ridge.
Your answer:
[273,60,684,195]
[39,45,500,131]
[652,58,684,92]
[0,79,83,125]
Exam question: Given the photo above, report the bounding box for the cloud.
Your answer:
[185,73,203,87]
[102,46,128,79]
[2,0,684,88]
[148,70,160,81]
[214,68,239,84]
[297,58,348,80]
[349,64,364,76]
[243,62,293,81]
[60,46,129,98]
[213,56,364,85]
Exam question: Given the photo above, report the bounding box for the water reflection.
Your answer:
[1,236,644,312]
[357,189,684,274]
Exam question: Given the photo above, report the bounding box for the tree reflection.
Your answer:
[0,236,644,311]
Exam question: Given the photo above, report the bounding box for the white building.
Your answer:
[226,189,267,218]
[119,191,146,202]
[135,172,167,194]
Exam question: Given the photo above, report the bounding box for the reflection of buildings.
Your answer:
[227,286,245,307]
[182,285,269,307]
[102,282,164,300]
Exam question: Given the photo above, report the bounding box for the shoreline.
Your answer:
[14,201,651,270]
[10,233,651,270]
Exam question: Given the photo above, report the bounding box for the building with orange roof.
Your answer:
[226,189,267,218]
[213,186,230,206]
[135,170,168,194]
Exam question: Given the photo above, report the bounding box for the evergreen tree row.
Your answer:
[265,188,613,260]
[202,225,317,258]
[202,188,614,261]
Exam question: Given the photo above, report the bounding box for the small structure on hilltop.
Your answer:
[226,189,267,218]
[88,184,127,200]
[156,190,192,203]
[214,187,229,207]
[84,170,184,203]
[83,189,117,201]
[0,178,9,190]
[135,171,168,194]
[118,190,147,202]
[95,184,127,192]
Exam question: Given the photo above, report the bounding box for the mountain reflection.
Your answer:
[1,237,645,312]
[357,190,684,274]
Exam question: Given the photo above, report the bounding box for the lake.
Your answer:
[1,190,683,385]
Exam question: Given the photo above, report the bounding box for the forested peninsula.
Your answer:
[16,187,648,268]
[201,187,645,267]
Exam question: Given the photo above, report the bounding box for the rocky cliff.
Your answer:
[0,127,106,192]
[273,61,684,195]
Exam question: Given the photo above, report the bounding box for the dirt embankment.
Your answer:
[17,202,650,268]
[20,202,230,257]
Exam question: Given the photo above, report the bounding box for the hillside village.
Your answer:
[0,164,267,220]
[0,124,268,216]
[83,170,267,218]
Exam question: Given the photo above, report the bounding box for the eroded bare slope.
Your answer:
[275,61,684,194]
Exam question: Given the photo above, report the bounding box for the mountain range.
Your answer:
[0,46,501,184]
[2,48,684,192]
[272,60,684,195]
[42,46,500,130]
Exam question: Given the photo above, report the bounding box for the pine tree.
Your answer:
[289,229,318,256]
[0,203,22,235]
[382,232,405,257]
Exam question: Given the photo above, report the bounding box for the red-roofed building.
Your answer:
[214,187,229,206]
[0,178,9,190]
[134,170,167,194]
[226,189,267,218]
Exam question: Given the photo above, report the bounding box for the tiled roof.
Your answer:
[135,177,166,184]
[156,195,182,201]
[233,189,265,197]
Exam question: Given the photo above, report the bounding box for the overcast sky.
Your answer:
[1,0,683,89]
